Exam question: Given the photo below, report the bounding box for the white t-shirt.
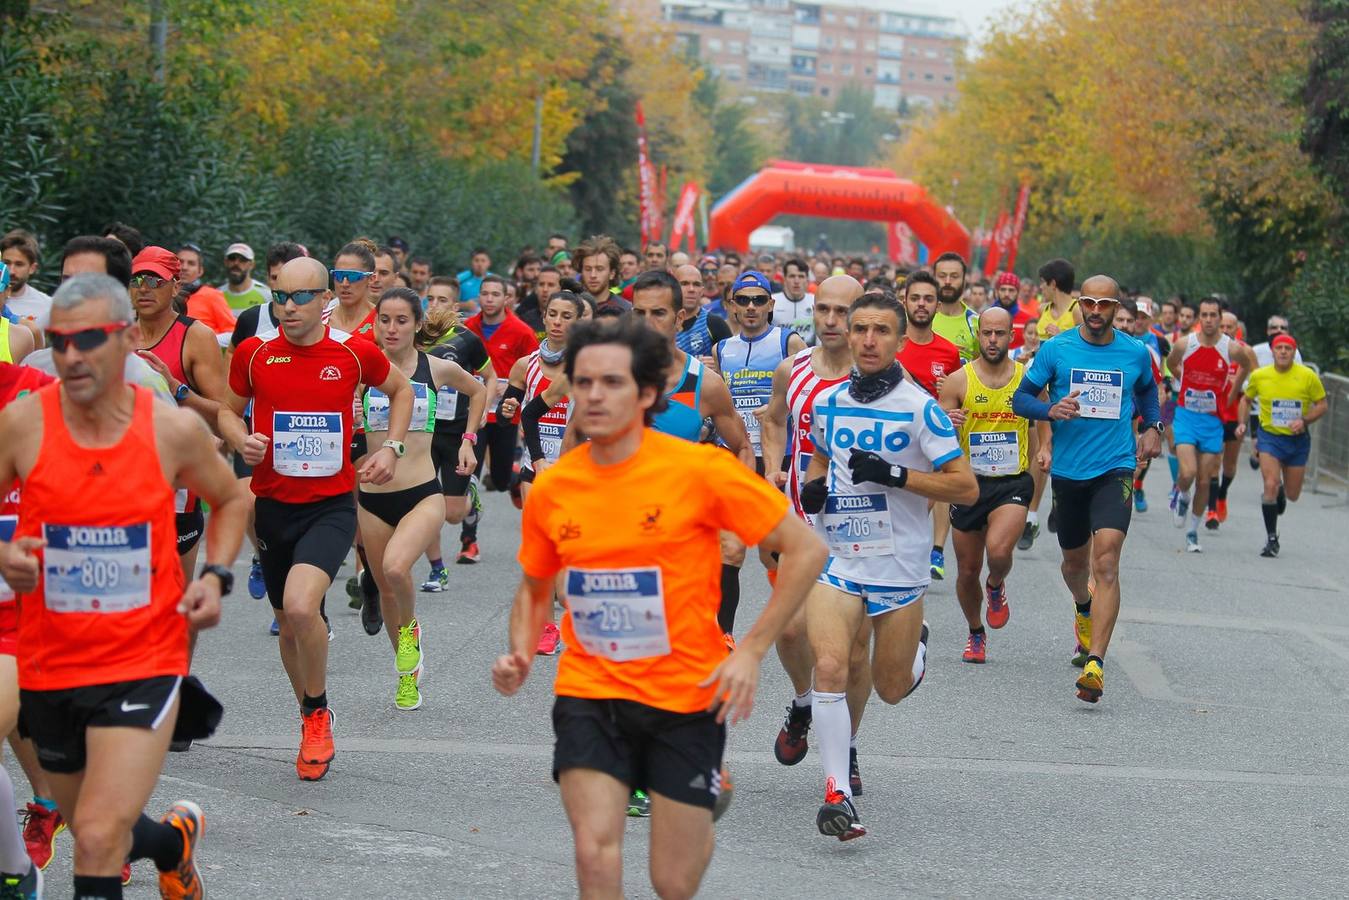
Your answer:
[772,291,815,346]
[6,284,52,329]
[25,349,175,405]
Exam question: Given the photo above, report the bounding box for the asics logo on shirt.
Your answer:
[265,356,291,365]
[319,365,341,381]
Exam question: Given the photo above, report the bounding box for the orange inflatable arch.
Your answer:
[708,161,971,263]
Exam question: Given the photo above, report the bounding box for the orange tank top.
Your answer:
[16,384,187,690]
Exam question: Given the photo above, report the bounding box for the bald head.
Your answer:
[978,305,1012,329]
[1080,274,1120,299]
[278,256,330,292]
[816,273,864,306]
[674,264,701,283]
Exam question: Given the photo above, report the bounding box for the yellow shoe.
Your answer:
[1076,660,1103,703]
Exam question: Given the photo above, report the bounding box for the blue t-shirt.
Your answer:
[1021,328,1156,480]
[456,270,497,302]
[479,321,501,341]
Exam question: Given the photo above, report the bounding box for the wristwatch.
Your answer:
[462,432,479,445]
[198,564,234,596]
[174,383,190,403]
[382,439,406,458]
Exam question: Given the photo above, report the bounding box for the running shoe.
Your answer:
[396,619,423,675]
[929,548,945,580]
[269,617,279,636]
[247,556,265,600]
[1186,530,1202,553]
[456,540,480,565]
[1205,509,1220,531]
[21,802,64,871]
[1047,502,1058,533]
[420,566,449,593]
[122,861,131,885]
[297,707,335,781]
[1016,520,1038,551]
[816,778,865,841]
[1133,487,1148,513]
[773,703,811,765]
[467,475,483,514]
[0,862,40,899]
[1216,498,1228,522]
[1075,659,1104,703]
[627,790,651,818]
[1248,452,1259,470]
[1072,600,1092,668]
[985,580,1009,629]
[156,800,205,900]
[1260,536,1280,558]
[346,574,362,610]
[327,619,334,642]
[360,569,382,636]
[848,748,863,798]
[962,631,987,664]
[509,464,523,510]
[536,621,561,656]
[1168,485,1180,514]
[396,669,423,711]
[713,766,734,822]
[1173,491,1189,527]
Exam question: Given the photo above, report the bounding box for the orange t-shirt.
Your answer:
[519,430,788,713]
[185,285,238,337]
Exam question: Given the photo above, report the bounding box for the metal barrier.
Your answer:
[1310,371,1349,505]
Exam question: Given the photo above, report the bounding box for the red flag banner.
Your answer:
[983,209,1010,278]
[670,182,700,253]
[1006,184,1031,271]
[636,102,659,246]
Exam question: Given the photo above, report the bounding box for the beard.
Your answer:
[938,283,962,303]
[981,345,1007,364]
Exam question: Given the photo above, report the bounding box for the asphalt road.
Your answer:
[16,463,1349,898]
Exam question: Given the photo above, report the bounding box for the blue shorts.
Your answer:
[1256,431,1310,467]
[1172,406,1224,455]
[818,570,925,617]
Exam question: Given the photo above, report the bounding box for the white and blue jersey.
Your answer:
[810,377,962,589]
[716,326,791,458]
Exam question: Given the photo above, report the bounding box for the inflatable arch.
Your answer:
[708,160,971,263]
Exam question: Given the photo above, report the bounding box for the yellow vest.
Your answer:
[959,360,1029,476]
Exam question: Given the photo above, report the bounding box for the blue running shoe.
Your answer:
[269,618,280,636]
[929,548,945,580]
[1133,487,1147,513]
[248,556,265,599]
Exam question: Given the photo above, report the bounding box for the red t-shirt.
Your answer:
[464,311,538,424]
[229,327,391,504]
[898,332,961,398]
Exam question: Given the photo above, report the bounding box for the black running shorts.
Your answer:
[254,493,357,610]
[552,696,727,810]
[20,676,183,773]
[1051,467,1135,551]
[950,472,1034,532]
[357,479,441,529]
[175,510,204,556]
[431,429,472,496]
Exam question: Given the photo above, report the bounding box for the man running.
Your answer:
[220,256,413,781]
[1245,315,1302,470]
[771,257,815,345]
[1206,309,1251,528]
[1013,274,1162,704]
[0,273,248,900]
[219,242,270,315]
[939,307,1035,664]
[493,315,826,898]
[931,252,978,360]
[1237,334,1326,558]
[673,264,730,360]
[800,289,977,840]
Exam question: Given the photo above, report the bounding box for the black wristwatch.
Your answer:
[198,564,234,596]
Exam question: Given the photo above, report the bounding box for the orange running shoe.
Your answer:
[1216,498,1229,522]
[22,802,65,870]
[156,800,205,900]
[297,706,335,781]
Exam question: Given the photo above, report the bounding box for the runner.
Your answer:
[492,315,826,898]
[931,252,978,360]
[1237,334,1327,558]
[799,289,977,839]
[1125,298,1169,513]
[1012,274,1162,704]
[220,256,413,780]
[939,307,1035,664]
[992,271,1034,350]
[771,257,815,345]
[673,264,731,360]
[219,242,270,314]
[360,288,485,711]
[0,273,248,900]
[1035,258,1081,339]
[1166,297,1253,552]
[1245,316,1302,470]
[1206,309,1250,528]
[0,264,35,365]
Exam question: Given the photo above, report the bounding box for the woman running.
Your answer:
[359,288,486,710]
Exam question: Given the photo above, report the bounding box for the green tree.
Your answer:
[557,36,638,241]
[0,12,66,243]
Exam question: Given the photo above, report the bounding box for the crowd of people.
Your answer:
[0,222,1331,899]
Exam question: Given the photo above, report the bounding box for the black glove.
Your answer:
[800,477,828,515]
[848,449,908,489]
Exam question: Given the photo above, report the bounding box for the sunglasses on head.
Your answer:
[130,273,169,289]
[46,322,130,353]
[1077,296,1119,312]
[272,288,326,306]
[732,293,771,307]
[331,269,372,285]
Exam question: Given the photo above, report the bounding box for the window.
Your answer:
[821,61,832,73]
[729,41,743,54]
[841,62,853,75]
[845,15,858,27]
[864,40,875,51]
[793,25,820,49]
[820,86,830,96]
[924,72,934,80]
[792,54,817,75]
[823,35,834,48]
[792,80,814,95]
[841,37,856,50]
[944,74,953,82]
[707,38,722,52]
[824,11,835,23]
[864,66,873,75]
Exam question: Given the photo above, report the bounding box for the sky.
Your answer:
[933,0,1020,41]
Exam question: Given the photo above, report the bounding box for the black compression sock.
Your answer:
[717,564,741,633]
[302,692,328,713]
[1219,474,1234,501]
[356,544,370,571]
[130,812,184,872]
[969,625,985,636]
[73,874,123,899]
[1262,501,1279,538]
[1207,479,1219,511]
[1277,485,1287,515]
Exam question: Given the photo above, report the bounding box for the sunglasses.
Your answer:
[224,254,250,263]
[46,322,130,353]
[272,288,326,306]
[332,269,372,285]
[130,273,170,289]
[731,294,771,307]
[1078,296,1120,312]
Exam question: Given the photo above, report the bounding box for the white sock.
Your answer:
[793,689,811,708]
[1026,510,1039,525]
[812,690,851,798]
[1188,511,1202,532]
[849,730,858,750]
[0,769,30,874]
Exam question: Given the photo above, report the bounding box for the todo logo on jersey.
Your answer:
[319,365,341,381]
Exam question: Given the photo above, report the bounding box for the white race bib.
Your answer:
[1069,368,1123,420]
[822,493,892,558]
[42,523,152,613]
[272,412,343,477]
[435,384,459,422]
[1270,399,1301,428]
[366,383,433,433]
[968,431,1020,476]
[538,405,568,463]
[1183,387,1218,415]
[733,395,764,453]
[564,567,670,662]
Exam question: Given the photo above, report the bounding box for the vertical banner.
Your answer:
[1005,183,1031,271]
[635,101,658,247]
[669,182,701,253]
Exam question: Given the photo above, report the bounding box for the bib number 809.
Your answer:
[80,559,121,590]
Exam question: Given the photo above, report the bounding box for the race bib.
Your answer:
[174,488,189,514]
[272,412,343,477]
[733,395,764,454]
[1069,369,1123,420]
[565,567,670,662]
[969,431,1020,476]
[42,523,152,613]
[1183,387,1218,415]
[435,384,459,422]
[538,405,568,463]
[0,516,15,602]
[822,493,892,558]
[1270,399,1301,428]
[366,383,434,433]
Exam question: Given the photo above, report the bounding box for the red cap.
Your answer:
[131,246,181,281]
[1271,333,1297,350]
[996,271,1020,289]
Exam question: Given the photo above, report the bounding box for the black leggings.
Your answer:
[474,420,518,491]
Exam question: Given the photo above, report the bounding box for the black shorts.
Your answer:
[1223,419,1240,442]
[552,696,727,810]
[358,479,441,529]
[1051,468,1135,551]
[350,431,368,464]
[254,493,357,610]
[950,472,1034,532]
[432,429,472,496]
[175,511,204,556]
[19,676,182,774]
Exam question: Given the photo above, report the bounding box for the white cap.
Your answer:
[225,242,254,261]
[1135,297,1153,317]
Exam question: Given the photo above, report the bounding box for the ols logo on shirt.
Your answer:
[319,365,341,381]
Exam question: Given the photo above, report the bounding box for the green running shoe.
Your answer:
[346,574,362,609]
[396,619,423,675]
[396,669,423,711]
[627,789,651,817]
